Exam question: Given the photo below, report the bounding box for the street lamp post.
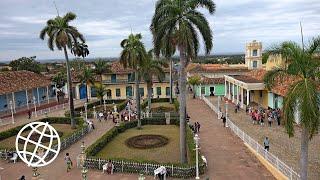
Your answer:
[9,101,14,124]
[194,134,200,179]
[33,96,37,117]
[93,106,96,119]
[84,103,88,122]
[128,102,131,122]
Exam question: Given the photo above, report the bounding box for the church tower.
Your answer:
[245,40,262,69]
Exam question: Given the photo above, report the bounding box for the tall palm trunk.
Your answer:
[169,58,173,104]
[300,126,309,180]
[135,70,141,128]
[147,82,152,112]
[85,83,89,102]
[178,45,187,163]
[63,46,76,129]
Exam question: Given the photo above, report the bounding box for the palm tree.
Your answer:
[93,59,111,82]
[77,67,95,103]
[40,12,85,128]
[263,38,320,180]
[188,75,201,99]
[140,50,167,112]
[120,33,146,129]
[95,83,107,105]
[71,42,89,59]
[160,36,176,104]
[151,0,215,163]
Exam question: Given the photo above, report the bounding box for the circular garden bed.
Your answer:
[125,134,169,149]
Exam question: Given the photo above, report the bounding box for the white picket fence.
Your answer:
[202,96,300,180]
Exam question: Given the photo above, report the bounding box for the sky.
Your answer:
[0,0,319,61]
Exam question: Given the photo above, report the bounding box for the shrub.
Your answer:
[0,117,83,141]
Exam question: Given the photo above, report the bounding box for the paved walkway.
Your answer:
[208,96,320,180]
[187,97,274,179]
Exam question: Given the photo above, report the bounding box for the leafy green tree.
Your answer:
[120,33,146,129]
[263,38,320,180]
[9,56,41,73]
[93,59,111,81]
[77,67,95,103]
[140,50,167,112]
[70,59,86,72]
[95,83,107,105]
[151,0,215,163]
[52,71,67,103]
[40,12,85,128]
[188,75,201,99]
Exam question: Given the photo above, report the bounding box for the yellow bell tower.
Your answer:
[245,40,262,69]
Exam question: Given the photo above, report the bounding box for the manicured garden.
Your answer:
[95,125,181,163]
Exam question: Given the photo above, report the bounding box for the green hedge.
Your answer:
[0,117,83,142]
[141,98,179,112]
[86,116,194,166]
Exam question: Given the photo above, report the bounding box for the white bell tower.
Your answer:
[245,40,262,69]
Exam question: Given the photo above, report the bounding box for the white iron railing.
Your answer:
[202,95,300,180]
[0,103,68,127]
[31,103,68,117]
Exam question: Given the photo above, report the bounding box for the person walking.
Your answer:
[221,114,226,127]
[28,110,31,119]
[268,115,272,127]
[194,122,198,133]
[19,175,26,180]
[264,137,270,151]
[64,153,73,172]
[196,122,201,132]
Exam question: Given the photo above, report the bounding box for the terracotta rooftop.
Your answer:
[0,71,51,95]
[106,61,170,74]
[187,63,250,73]
[244,69,299,97]
[201,77,224,85]
[229,75,263,83]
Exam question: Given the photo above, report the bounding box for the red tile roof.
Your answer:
[230,75,264,83]
[0,71,51,95]
[245,69,298,97]
[201,77,224,85]
[187,63,250,73]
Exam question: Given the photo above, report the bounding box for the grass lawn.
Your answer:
[96,125,181,164]
[0,124,77,150]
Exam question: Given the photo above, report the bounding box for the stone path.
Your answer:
[208,96,320,180]
[187,97,275,179]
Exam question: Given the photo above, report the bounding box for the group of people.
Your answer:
[191,122,201,133]
[247,106,281,127]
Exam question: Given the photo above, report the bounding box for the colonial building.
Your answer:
[0,71,55,114]
[72,61,175,101]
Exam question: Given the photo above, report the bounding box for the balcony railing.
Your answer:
[102,78,170,84]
